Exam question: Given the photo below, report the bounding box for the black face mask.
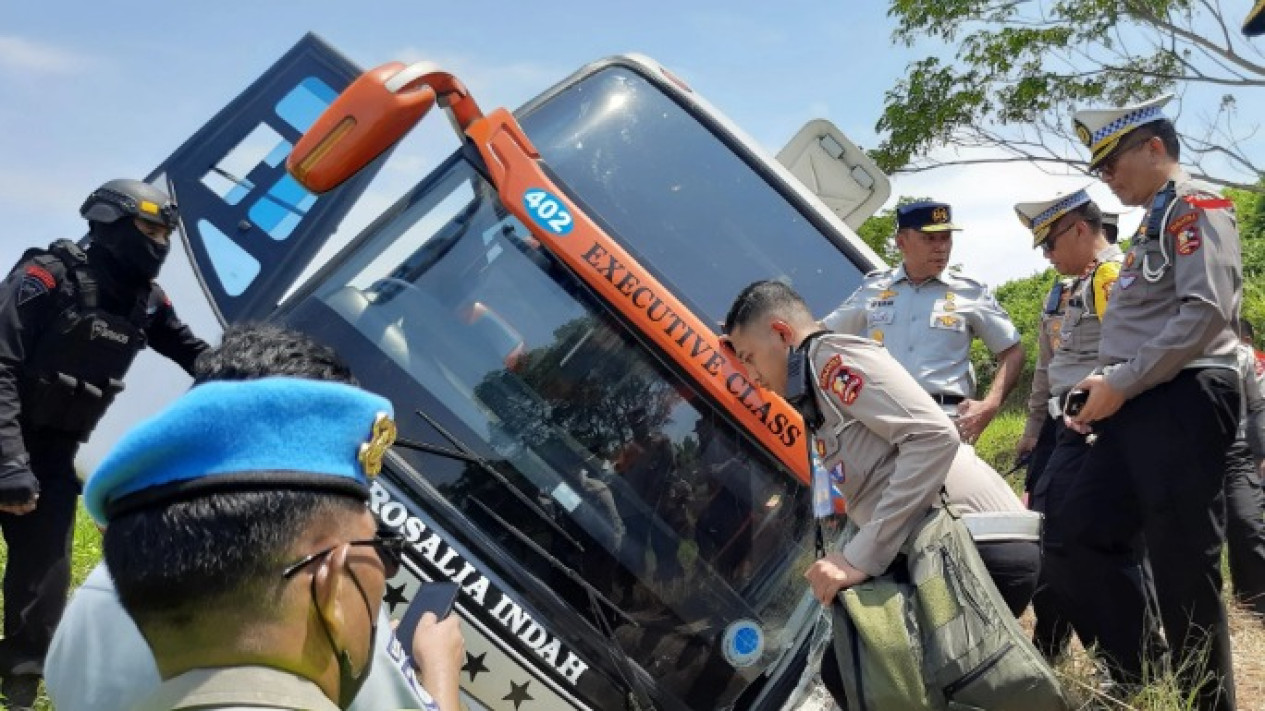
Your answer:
[90,219,170,285]
[312,566,378,709]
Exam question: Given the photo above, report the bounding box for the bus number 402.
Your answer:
[523,188,574,235]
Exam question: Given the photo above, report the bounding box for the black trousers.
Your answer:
[0,433,80,677]
[1024,414,1058,498]
[1055,368,1239,711]
[1029,418,1091,659]
[1225,438,1265,615]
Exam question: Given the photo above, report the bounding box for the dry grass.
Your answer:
[1021,600,1265,710]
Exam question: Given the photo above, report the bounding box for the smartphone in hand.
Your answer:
[395,580,460,665]
[1063,390,1088,417]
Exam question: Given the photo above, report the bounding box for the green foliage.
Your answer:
[1227,184,1265,339]
[876,0,1263,190]
[970,267,1058,404]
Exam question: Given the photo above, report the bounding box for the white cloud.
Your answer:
[0,35,91,74]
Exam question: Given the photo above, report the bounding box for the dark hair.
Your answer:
[1135,120,1180,161]
[194,323,356,386]
[1242,318,1256,342]
[107,323,366,630]
[1066,200,1104,237]
[723,280,812,334]
[105,490,364,628]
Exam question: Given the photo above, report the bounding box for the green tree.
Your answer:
[877,0,1265,192]
[1226,182,1265,337]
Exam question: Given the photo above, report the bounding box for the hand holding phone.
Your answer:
[1063,390,1088,417]
[395,581,460,666]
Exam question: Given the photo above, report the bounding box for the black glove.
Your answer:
[0,457,39,505]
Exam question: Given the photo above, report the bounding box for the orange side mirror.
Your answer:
[287,62,437,193]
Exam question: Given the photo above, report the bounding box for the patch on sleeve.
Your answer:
[819,354,842,385]
[1182,194,1233,210]
[828,366,864,406]
[1166,213,1198,236]
[16,266,55,306]
[1255,352,1264,378]
[1175,226,1202,255]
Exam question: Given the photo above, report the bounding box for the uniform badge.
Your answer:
[815,438,827,459]
[1049,317,1064,351]
[1124,251,1136,269]
[819,354,842,384]
[878,289,898,300]
[931,313,963,330]
[1118,274,1137,290]
[944,291,956,301]
[1175,227,1201,255]
[1255,352,1265,378]
[828,367,864,406]
[1166,213,1198,236]
[358,412,397,477]
[16,266,55,307]
[870,329,884,344]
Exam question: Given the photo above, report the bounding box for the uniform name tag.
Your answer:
[867,310,894,326]
[929,312,965,332]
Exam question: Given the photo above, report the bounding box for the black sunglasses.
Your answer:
[282,530,407,579]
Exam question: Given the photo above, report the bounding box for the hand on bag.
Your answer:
[0,458,39,515]
[805,553,871,605]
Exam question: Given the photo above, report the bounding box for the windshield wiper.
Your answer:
[396,408,585,553]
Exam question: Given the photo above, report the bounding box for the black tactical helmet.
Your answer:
[79,179,179,230]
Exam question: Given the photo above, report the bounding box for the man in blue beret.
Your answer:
[822,201,1024,444]
[47,324,464,711]
[76,328,463,711]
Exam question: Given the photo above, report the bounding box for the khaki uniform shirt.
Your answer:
[1101,173,1242,398]
[1023,245,1123,440]
[822,265,1021,400]
[806,334,1023,576]
[133,666,340,711]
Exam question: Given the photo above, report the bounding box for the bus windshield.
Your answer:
[518,64,868,326]
[311,159,816,706]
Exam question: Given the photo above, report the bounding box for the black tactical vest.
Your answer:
[16,240,149,441]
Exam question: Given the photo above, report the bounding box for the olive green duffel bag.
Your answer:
[828,506,1072,711]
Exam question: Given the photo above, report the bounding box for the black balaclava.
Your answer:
[89,218,170,287]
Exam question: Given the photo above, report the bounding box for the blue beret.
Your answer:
[84,377,396,525]
[896,201,960,233]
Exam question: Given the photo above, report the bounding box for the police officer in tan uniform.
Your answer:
[724,281,1040,608]
[724,280,1042,708]
[823,202,1024,443]
[1012,189,1148,662]
[1060,95,1242,710]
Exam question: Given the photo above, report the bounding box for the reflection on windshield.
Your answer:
[519,66,867,326]
[315,161,813,707]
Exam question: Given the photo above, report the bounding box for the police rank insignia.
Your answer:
[878,289,898,300]
[358,412,397,477]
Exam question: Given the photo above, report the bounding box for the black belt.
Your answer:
[930,393,964,406]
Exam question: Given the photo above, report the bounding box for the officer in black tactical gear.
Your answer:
[0,178,208,708]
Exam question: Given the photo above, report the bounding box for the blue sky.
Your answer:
[1,1,1257,466]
